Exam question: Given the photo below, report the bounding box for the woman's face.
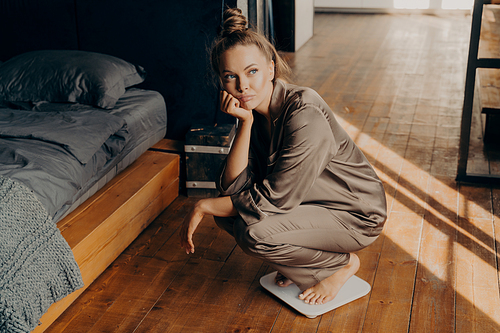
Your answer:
[219,44,275,114]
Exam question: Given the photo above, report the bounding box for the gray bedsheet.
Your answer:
[0,88,166,219]
[0,108,128,164]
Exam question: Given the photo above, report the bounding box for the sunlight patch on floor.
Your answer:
[337,114,500,326]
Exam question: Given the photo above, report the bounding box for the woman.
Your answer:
[180,8,387,306]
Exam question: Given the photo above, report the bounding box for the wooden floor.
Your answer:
[46,12,500,332]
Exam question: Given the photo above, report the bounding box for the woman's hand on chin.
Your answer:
[220,90,253,123]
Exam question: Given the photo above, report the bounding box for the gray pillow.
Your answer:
[0,50,146,109]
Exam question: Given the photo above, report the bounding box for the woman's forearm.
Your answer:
[221,118,253,189]
[196,196,238,217]
[180,196,238,254]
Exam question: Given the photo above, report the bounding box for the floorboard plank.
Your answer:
[409,213,457,332]
[122,196,191,258]
[134,258,225,332]
[270,309,321,333]
[225,265,282,332]
[455,216,500,332]
[362,212,423,333]
[85,256,182,333]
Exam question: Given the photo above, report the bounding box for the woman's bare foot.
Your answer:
[275,272,294,287]
[299,253,360,305]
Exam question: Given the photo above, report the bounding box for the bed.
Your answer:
[0,50,178,332]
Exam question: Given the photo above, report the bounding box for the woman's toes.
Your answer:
[312,294,321,305]
[306,293,316,304]
[275,273,293,287]
[299,289,310,300]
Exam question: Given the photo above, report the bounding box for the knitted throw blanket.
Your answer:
[0,176,83,333]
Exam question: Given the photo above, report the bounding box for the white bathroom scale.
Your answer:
[259,271,371,318]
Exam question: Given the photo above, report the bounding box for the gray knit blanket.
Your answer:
[0,176,83,333]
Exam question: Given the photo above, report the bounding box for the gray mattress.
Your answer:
[0,87,167,222]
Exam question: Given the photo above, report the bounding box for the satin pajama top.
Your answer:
[217,79,387,233]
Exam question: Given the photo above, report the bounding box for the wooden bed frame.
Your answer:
[32,144,180,332]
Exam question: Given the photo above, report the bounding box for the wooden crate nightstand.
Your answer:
[185,123,236,197]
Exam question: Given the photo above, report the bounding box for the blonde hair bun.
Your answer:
[222,8,247,37]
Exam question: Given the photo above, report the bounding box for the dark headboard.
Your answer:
[0,0,236,140]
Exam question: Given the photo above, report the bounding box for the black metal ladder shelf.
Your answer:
[457,0,500,185]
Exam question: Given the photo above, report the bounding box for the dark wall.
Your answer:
[272,0,295,52]
[0,0,79,57]
[0,0,237,140]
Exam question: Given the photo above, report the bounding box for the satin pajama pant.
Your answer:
[214,204,379,291]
